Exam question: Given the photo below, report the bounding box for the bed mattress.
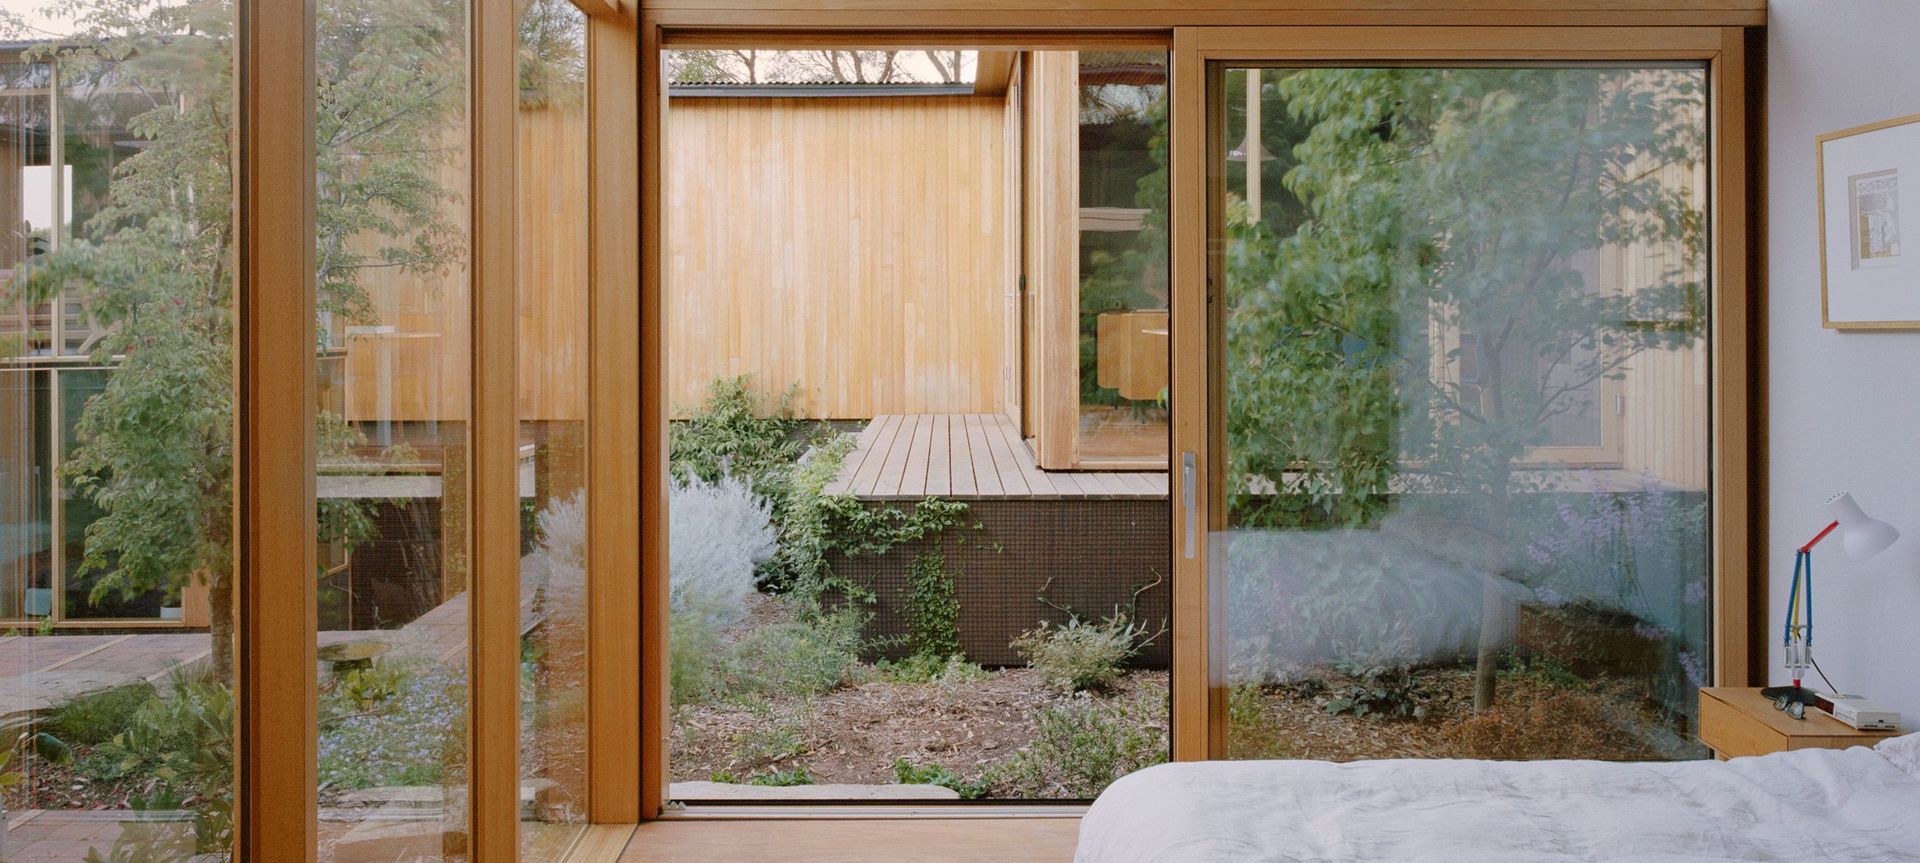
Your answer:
[1076,734,1920,862]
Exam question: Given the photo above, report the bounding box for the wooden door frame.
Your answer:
[627,2,1762,824]
[238,0,621,859]
[1168,24,1761,754]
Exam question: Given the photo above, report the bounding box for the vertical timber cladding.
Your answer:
[663,94,1011,420]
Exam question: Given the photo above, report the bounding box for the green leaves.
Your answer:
[0,0,470,637]
[1225,68,1707,530]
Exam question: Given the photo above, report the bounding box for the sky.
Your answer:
[0,0,76,39]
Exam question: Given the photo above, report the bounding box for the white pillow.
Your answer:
[1876,732,1920,776]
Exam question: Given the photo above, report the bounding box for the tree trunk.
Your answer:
[208,568,234,684]
[1471,459,1517,713]
[1472,571,1503,711]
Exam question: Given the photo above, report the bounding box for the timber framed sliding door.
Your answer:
[235,0,640,860]
[1168,25,1755,758]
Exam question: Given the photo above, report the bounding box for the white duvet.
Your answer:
[1076,734,1920,863]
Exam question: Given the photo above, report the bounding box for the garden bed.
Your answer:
[671,666,1169,798]
[1228,656,1705,763]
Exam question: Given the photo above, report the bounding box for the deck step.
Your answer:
[826,414,1166,501]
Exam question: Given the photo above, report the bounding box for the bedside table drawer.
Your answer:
[1700,692,1788,757]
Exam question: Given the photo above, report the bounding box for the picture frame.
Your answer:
[1818,112,1920,329]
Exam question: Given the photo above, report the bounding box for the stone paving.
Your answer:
[0,582,546,861]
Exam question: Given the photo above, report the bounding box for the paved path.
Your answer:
[0,579,544,724]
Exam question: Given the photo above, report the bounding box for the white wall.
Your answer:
[1767,0,1920,727]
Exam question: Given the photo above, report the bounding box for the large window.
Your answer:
[1074,51,1168,466]
[517,0,590,854]
[2,3,237,859]
[0,42,195,628]
[310,0,473,856]
[1212,64,1713,762]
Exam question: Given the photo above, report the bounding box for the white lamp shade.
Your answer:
[1828,491,1901,562]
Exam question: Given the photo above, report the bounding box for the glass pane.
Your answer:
[1077,52,1168,465]
[1215,66,1712,762]
[1,7,236,859]
[663,46,1171,804]
[518,0,589,855]
[313,0,472,856]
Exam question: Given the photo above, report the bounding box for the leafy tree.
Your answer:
[3,0,465,680]
[1225,68,1705,709]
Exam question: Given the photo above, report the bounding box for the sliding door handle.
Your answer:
[1182,451,1197,559]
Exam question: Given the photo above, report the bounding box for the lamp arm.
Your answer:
[1799,520,1841,554]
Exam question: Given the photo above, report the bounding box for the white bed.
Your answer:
[1076,734,1920,863]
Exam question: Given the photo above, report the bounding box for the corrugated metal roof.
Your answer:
[668,80,975,98]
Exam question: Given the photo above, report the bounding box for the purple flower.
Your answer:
[1677,650,1706,688]
[1684,581,1707,606]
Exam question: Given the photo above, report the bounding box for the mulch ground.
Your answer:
[671,668,1169,786]
[1228,663,1687,762]
[673,658,1690,791]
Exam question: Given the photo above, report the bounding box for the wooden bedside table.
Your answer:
[1699,687,1902,759]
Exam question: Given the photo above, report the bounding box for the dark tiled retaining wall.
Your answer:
[828,498,1172,668]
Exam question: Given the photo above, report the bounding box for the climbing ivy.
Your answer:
[903,547,963,662]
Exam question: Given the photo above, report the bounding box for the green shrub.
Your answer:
[675,605,867,706]
[986,689,1169,799]
[1012,613,1161,694]
[335,663,409,710]
[72,672,235,853]
[773,490,976,605]
[44,682,158,746]
[892,759,989,799]
[876,653,989,686]
[749,765,814,787]
[87,675,231,785]
[759,434,853,592]
[670,375,809,503]
[669,608,724,706]
[1324,665,1433,721]
[718,607,865,700]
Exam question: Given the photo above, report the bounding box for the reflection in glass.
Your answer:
[312,0,473,857]
[1077,52,1168,465]
[518,0,590,855]
[1216,66,1711,763]
[2,7,236,860]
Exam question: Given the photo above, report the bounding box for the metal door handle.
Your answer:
[1182,451,1196,559]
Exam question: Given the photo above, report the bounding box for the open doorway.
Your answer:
[659,42,1173,804]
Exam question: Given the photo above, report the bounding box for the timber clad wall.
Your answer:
[666,95,1012,419]
[341,102,590,425]
[337,93,1019,424]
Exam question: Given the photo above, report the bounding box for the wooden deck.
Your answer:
[824,414,1167,501]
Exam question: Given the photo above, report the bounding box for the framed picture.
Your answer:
[1819,112,1920,329]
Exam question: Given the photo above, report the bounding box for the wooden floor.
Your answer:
[609,818,1080,863]
[824,414,1166,501]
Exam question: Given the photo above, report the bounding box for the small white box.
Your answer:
[1814,691,1902,731]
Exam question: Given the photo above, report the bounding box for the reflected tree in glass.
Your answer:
[1224,68,1707,712]
[0,0,466,857]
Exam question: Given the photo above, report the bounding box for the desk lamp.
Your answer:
[1776,492,1900,711]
